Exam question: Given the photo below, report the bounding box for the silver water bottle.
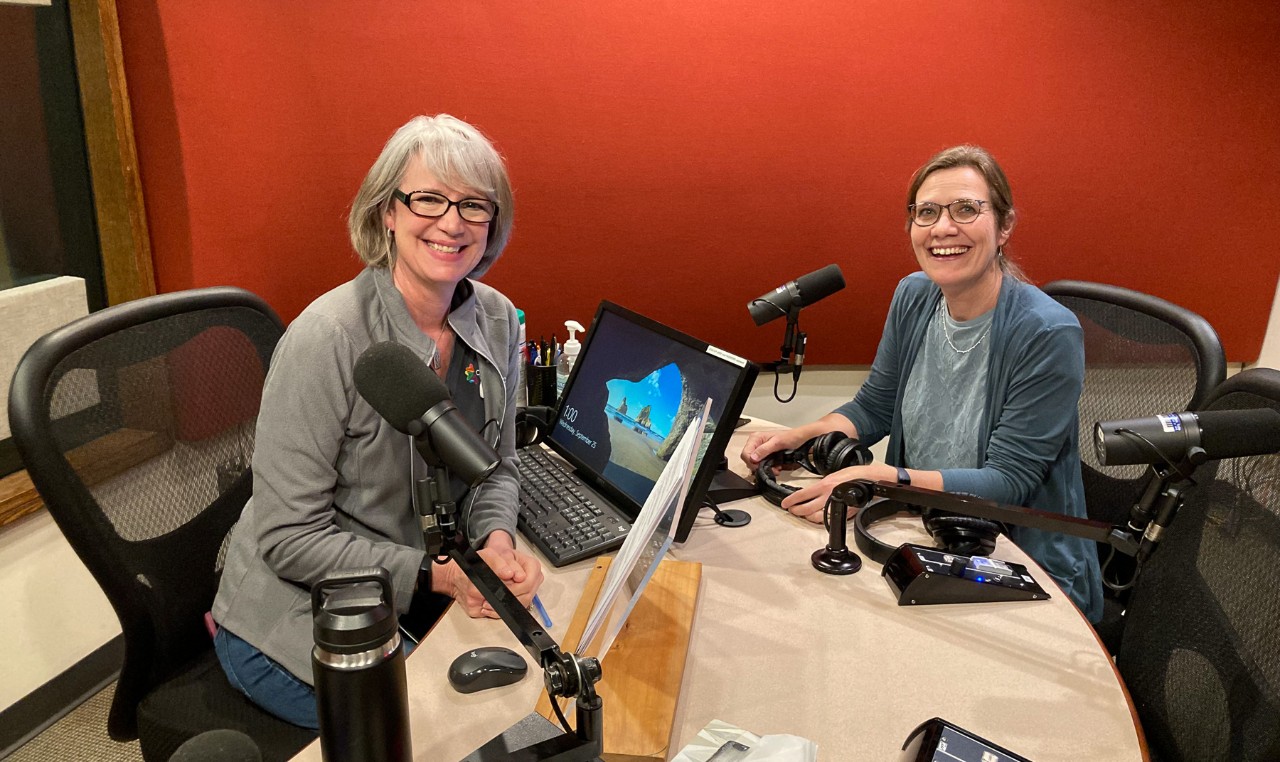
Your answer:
[311,567,411,762]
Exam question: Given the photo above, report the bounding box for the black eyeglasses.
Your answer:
[393,189,498,224]
[908,199,988,227]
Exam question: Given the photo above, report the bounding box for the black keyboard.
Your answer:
[516,447,630,567]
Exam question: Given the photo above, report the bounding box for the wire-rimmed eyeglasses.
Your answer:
[393,189,498,224]
[908,199,988,227]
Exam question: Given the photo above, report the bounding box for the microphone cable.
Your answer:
[1100,427,1199,593]
[772,371,800,404]
[548,685,573,733]
[750,298,805,403]
[1113,427,1199,481]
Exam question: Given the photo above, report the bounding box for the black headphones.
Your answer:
[515,405,555,448]
[853,500,1004,565]
[755,432,874,506]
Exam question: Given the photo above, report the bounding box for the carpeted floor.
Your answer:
[7,683,143,762]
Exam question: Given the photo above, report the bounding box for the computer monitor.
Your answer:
[546,301,758,542]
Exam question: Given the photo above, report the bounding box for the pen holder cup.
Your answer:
[529,365,558,407]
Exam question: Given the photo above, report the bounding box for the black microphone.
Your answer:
[1093,408,1280,467]
[169,729,262,761]
[354,341,500,487]
[747,264,846,326]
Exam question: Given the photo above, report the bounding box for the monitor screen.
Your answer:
[549,301,758,542]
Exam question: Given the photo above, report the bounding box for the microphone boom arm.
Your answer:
[830,479,1142,555]
[418,468,603,761]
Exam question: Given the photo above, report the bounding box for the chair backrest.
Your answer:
[1042,280,1226,525]
[7,287,283,740]
[1117,367,1280,761]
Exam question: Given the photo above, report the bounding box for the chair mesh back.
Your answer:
[47,312,267,545]
[1053,292,1214,525]
[1118,369,1280,761]
[12,294,282,738]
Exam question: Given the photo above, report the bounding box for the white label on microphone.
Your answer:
[1157,413,1183,433]
[706,345,747,367]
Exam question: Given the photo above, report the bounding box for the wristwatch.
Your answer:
[896,466,911,486]
[416,555,433,594]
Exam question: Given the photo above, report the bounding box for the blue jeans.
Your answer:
[213,625,418,731]
[214,627,319,730]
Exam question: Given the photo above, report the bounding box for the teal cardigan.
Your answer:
[836,272,1104,622]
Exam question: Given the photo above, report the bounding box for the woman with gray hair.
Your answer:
[211,114,542,728]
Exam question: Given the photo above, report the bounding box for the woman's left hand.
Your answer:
[780,463,900,523]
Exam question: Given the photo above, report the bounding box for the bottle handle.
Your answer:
[310,566,394,612]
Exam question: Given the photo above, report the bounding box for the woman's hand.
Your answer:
[441,531,546,619]
[740,414,860,470]
[740,427,809,468]
[780,463,899,523]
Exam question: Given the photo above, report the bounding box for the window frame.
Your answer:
[0,0,154,529]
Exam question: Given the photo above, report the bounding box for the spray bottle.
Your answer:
[515,309,528,407]
[556,320,585,397]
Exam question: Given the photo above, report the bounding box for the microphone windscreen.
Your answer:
[1196,408,1280,461]
[169,729,263,762]
[354,341,450,433]
[794,264,846,307]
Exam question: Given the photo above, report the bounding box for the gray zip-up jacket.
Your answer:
[212,266,521,683]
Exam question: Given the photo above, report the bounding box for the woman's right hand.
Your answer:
[740,427,811,468]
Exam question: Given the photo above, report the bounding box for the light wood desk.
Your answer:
[295,422,1146,761]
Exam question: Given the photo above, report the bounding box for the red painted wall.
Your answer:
[115,2,1280,363]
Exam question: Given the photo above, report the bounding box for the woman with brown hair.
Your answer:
[743,145,1103,622]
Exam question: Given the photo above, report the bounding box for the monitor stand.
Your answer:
[704,470,757,527]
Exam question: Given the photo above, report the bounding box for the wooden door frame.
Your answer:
[0,0,154,528]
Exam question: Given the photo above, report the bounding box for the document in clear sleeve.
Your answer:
[576,399,710,660]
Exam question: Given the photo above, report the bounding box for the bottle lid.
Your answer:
[563,320,585,356]
[517,309,526,325]
[312,568,398,654]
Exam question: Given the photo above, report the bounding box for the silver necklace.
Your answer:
[938,302,992,354]
[427,324,452,370]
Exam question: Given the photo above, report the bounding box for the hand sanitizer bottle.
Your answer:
[556,320,585,397]
[515,309,528,407]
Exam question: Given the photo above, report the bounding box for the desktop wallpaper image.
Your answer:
[551,308,742,507]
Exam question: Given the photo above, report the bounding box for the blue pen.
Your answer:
[530,594,553,629]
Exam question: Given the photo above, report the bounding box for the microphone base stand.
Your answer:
[417,469,603,762]
[812,487,862,574]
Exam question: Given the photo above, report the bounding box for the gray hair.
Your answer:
[348,114,514,276]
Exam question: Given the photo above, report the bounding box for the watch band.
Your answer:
[896,466,911,486]
[416,556,432,594]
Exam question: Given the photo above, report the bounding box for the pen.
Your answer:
[530,594,553,628]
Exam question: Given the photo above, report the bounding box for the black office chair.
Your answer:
[1043,280,1226,525]
[1043,280,1226,650]
[7,288,316,761]
[1116,367,1280,761]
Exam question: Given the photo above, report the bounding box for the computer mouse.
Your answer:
[447,646,528,693]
